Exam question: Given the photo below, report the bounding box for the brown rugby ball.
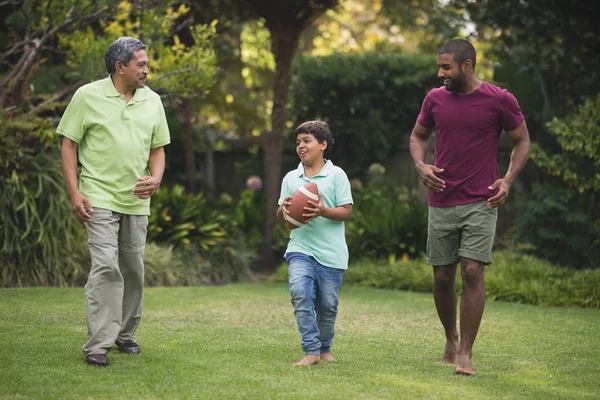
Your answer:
[285,182,319,230]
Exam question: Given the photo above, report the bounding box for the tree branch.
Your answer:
[27,80,85,116]
[170,15,194,37]
[44,0,54,30]
[1,40,35,61]
[0,3,113,108]
[150,67,200,84]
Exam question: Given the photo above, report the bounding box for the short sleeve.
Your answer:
[334,169,353,206]
[151,98,171,148]
[278,174,291,206]
[501,91,525,132]
[56,89,86,143]
[416,92,434,129]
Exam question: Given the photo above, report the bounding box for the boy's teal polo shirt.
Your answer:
[57,77,170,215]
[278,160,353,270]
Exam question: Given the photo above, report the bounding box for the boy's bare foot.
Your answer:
[320,353,336,361]
[455,353,475,375]
[292,354,320,366]
[440,338,459,364]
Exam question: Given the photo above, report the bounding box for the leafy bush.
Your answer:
[486,251,600,308]
[0,115,89,287]
[147,185,258,285]
[527,93,600,268]
[144,241,256,286]
[290,52,438,179]
[143,242,186,286]
[271,251,600,308]
[148,184,228,250]
[515,184,589,268]
[231,188,265,250]
[346,171,428,261]
[226,188,288,259]
[179,241,256,285]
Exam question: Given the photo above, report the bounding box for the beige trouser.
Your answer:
[82,208,148,356]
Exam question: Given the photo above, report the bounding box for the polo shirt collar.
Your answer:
[296,159,334,178]
[103,76,147,102]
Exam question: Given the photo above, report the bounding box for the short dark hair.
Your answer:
[293,120,334,153]
[438,39,476,69]
[104,36,147,74]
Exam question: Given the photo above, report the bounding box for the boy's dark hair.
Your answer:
[438,38,476,69]
[293,120,334,153]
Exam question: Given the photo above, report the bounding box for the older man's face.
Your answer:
[119,49,149,89]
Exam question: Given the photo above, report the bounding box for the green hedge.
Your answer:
[289,52,438,178]
[270,250,600,308]
[346,178,428,261]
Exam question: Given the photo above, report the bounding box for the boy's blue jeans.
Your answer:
[285,252,344,355]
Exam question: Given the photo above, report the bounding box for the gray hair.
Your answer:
[104,36,147,74]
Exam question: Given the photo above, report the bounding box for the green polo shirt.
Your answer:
[57,77,170,215]
[278,160,353,270]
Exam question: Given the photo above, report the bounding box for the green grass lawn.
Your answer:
[0,283,598,400]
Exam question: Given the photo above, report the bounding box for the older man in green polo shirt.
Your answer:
[58,36,170,367]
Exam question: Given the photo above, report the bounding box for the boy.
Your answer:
[277,120,354,366]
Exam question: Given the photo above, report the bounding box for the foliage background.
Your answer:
[1,0,599,292]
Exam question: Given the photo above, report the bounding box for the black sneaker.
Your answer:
[116,341,141,354]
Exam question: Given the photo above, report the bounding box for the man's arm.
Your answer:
[148,146,166,182]
[61,136,93,221]
[502,120,531,186]
[409,121,445,192]
[487,120,530,208]
[133,147,165,199]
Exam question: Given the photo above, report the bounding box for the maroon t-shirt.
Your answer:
[417,81,524,207]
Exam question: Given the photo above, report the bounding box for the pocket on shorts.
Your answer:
[465,202,497,235]
[137,215,149,231]
[428,206,451,235]
[458,203,497,264]
[119,215,148,253]
[427,207,460,263]
[85,208,117,245]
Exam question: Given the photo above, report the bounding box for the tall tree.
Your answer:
[239,0,339,269]
[188,3,272,195]
[191,0,340,268]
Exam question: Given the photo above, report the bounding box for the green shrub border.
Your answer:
[270,250,600,308]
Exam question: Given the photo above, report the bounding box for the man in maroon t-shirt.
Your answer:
[409,39,530,375]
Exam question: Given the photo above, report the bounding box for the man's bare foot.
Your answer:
[455,353,475,375]
[292,354,320,366]
[320,353,336,362]
[440,338,459,364]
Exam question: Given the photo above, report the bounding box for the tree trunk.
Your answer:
[257,26,301,271]
[179,99,197,194]
[205,128,216,198]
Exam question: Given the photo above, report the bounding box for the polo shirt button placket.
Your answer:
[122,97,131,122]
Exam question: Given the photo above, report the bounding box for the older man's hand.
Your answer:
[133,176,161,199]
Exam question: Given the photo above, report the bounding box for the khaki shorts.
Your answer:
[426,201,497,266]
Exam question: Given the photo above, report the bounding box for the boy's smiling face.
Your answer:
[296,133,327,166]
